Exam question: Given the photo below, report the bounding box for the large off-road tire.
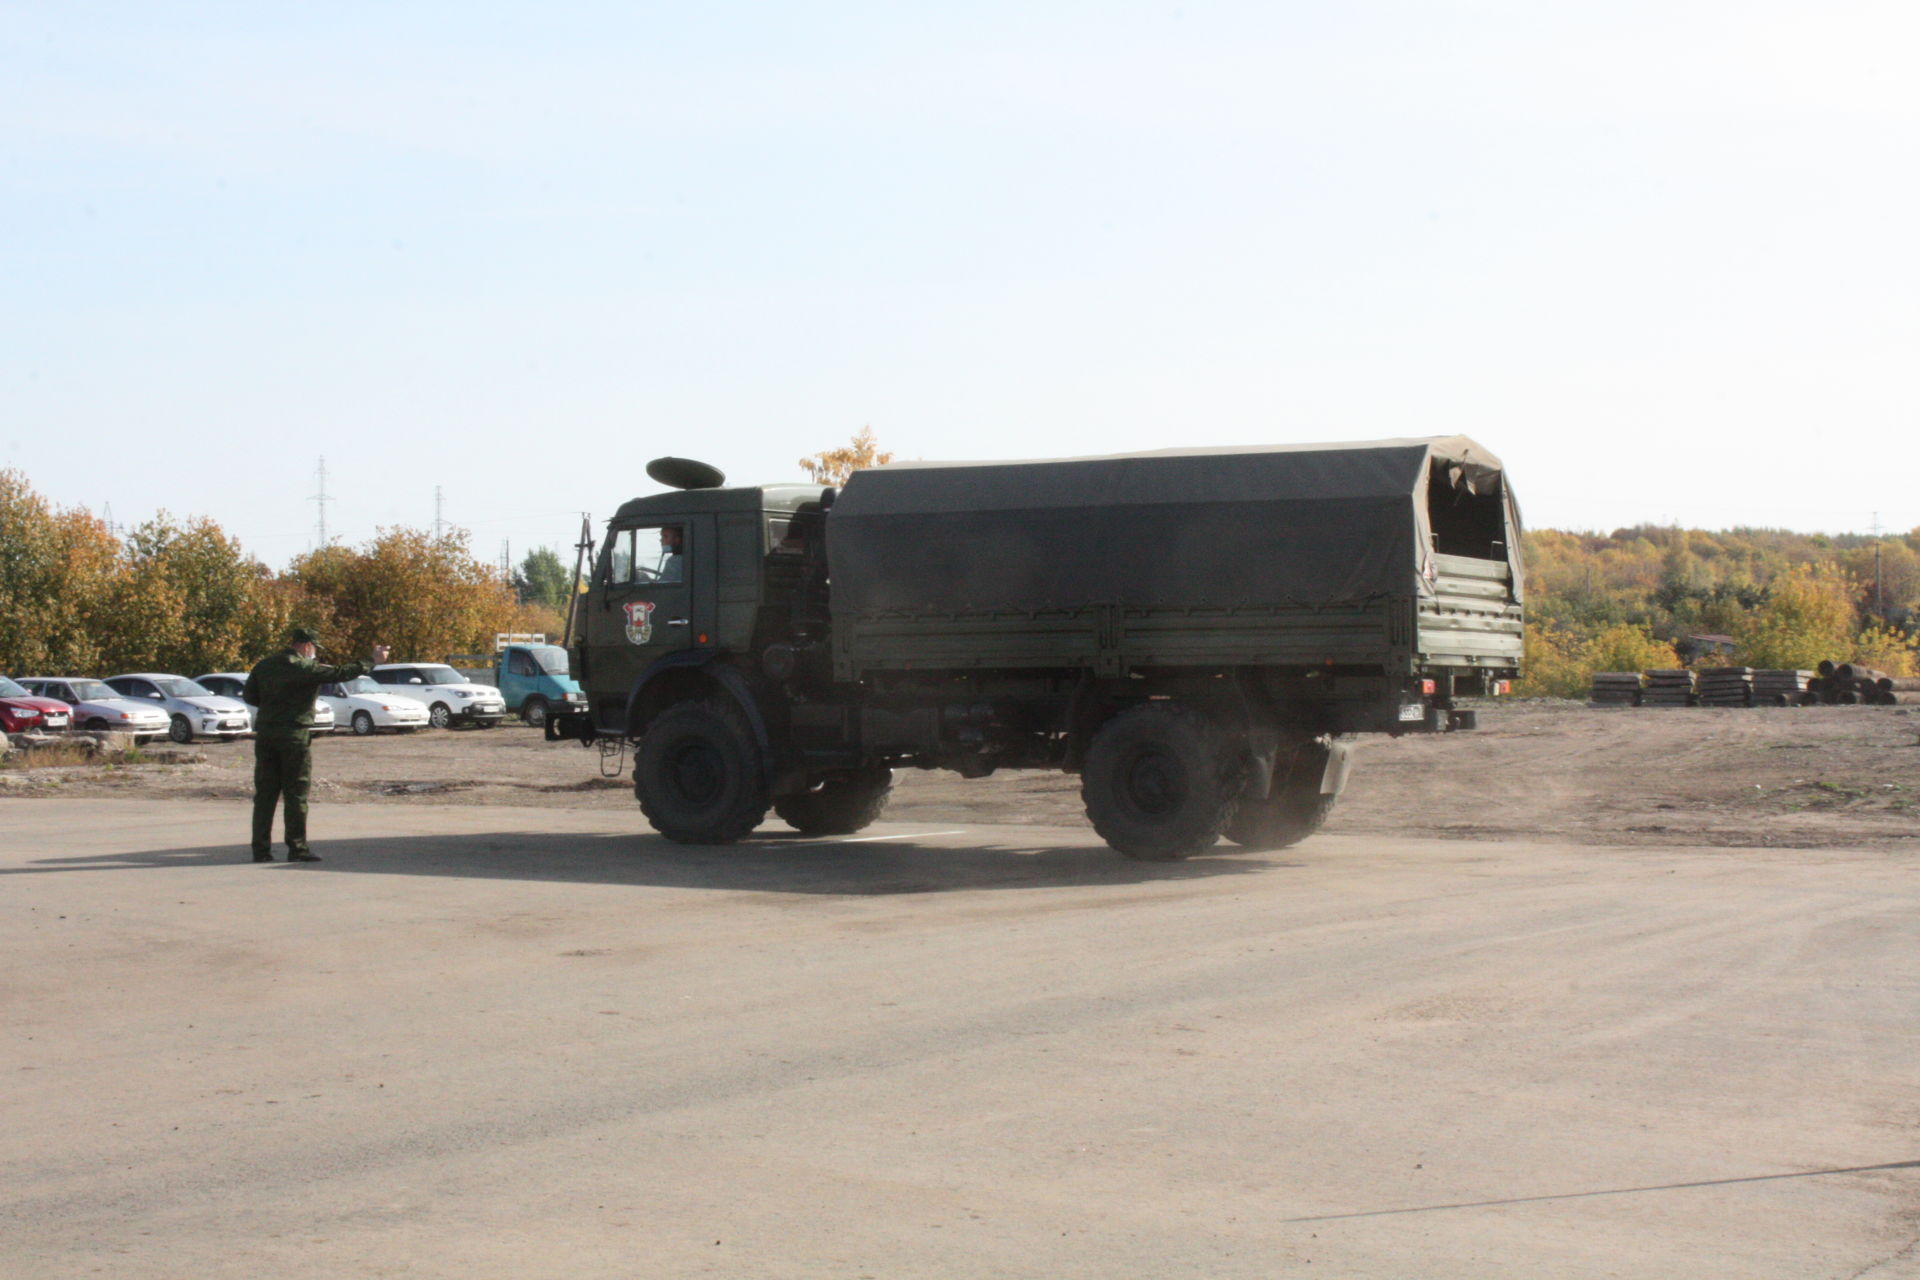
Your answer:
[521,696,549,729]
[775,766,894,836]
[428,702,453,730]
[634,698,770,844]
[169,714,194,744]
[1081,702,1245,861]
[1225,739,1338,851]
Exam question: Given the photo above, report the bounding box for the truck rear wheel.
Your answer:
[634,698,770,844]
[1081,702,1244,861]
[1225,740,1337,851]
[775,766,894,836]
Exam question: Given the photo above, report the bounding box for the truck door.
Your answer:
[588,515,716,729]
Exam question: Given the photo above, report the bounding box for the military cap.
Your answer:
[288,626,321,645]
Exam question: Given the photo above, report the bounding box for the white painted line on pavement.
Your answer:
[837,829,968,843]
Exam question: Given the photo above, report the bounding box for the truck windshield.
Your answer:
[531,647,569,675]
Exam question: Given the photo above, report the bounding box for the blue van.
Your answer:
[451,640,586,728]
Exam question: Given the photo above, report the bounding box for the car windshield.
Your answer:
[0,677,27,697]
[532,647,569,675]
[154,677,213,698]
[416,667,466,685]
[67,680,114,701]
[341,676,382,694]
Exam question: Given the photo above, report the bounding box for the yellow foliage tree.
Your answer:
[1513,622,1587,697]
[284,528,523,664]
[1734,565,1857,670]
[1848,625,1920,678]
[799,426,893,486]
[1586,623,1681,675]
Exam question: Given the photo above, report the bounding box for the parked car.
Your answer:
[370,663,507,729]
[195,672,336,734]
[103,674,251,744]
[15,677,169,742]
[316,675,431,736]
[447,639,586,728]
[0,676,73,735]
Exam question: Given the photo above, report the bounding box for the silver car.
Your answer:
[104,673,252,744]
[16,677,171,742]
[196,672,336,735]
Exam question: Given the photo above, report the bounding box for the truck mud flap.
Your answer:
[1319,739,1354,796]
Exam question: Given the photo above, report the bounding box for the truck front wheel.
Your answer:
[521,696,549,728]
[1225,740,1337,851]
[1081,702,1244,861]
[634,698,770,844]
[775,766,894,836]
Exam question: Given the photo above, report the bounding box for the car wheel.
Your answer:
[169,715,194,744]
[634,698,770,844]
[86,717,108,730]
[1081,702,1245,861]
[521,697,549,728]
[428,702,452,729]
[351,711,375,736]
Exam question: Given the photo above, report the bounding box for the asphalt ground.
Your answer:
[3,800,1917,1278]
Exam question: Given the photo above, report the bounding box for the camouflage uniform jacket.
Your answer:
[243,650,373,736]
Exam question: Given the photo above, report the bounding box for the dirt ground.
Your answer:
[8,700,1918,851]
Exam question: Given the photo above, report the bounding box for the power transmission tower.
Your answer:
[312,457,332,548]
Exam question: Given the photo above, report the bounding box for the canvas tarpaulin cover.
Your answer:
[827,437,1513,616]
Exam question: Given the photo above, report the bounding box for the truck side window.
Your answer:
[651,526,685,584]
[607,530,635,586]
[509,651,538,677]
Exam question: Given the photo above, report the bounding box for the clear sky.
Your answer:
[5,1,1916,567]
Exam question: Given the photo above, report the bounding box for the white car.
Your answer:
[371,663,507,729]
[16,677,171,742]
[195,672,335,734]
[317,675,430,736]
[104,673,252,743]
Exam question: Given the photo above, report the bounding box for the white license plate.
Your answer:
[45,716,67,727]
[1398,704,1427,722]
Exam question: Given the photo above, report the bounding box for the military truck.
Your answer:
[550,438,1523,860]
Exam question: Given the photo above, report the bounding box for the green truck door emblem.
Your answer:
[623,600,656,644]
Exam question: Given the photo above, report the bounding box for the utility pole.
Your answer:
[1872,512,1885,620]
[434,486,445,541]
[312,457,331,548]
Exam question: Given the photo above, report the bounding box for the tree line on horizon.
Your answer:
[1516,523,1920,695]
[0,470,568,678]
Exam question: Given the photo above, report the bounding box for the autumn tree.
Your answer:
[96,513,285,675]
[799,426,893,486]
[285,527,521,663]
[0,471,128,674]
[1735,565,1857,670]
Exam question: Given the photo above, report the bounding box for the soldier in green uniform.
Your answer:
[243,627,390,863]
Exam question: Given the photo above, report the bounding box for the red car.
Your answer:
[0,675,73,734]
